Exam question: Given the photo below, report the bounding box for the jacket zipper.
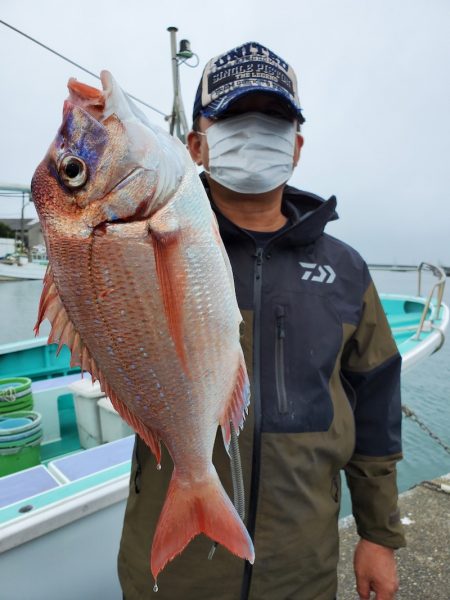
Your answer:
[241,246,264,600]
[275,305,288,414]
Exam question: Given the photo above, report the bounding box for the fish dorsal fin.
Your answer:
[67,79,105,119]
[220,349,250,452]
[35,266,161,465]
[100,70,151,127]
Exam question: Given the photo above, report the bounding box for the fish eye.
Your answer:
[58,155,88,189]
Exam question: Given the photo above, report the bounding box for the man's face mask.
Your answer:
[201,112,297,194]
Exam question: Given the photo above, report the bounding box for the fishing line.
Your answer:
[0,19,167,117]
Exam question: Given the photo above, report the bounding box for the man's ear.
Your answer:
[293,133,304,167]
[187,130,203,165]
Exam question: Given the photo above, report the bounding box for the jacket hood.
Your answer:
[199,172,339,248]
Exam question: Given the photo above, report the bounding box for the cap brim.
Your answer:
[201,86,305,124]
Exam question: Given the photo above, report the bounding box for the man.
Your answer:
[118,41,405,600]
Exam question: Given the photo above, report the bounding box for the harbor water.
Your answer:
[0,270,449,517]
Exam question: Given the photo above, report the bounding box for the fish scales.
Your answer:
[31,71,254,584]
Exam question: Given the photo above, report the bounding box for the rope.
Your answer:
[402,404,450,455]
[0,19,167,117]
[419,480,450,495]
[208,423,246,560]
[229,424,246,520]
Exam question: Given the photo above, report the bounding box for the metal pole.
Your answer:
[168,27,178,112]
[20,191,25,258]
[167,26,190,143]
[167,27,179,138]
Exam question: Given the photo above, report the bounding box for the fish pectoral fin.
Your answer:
[149,209,188,374]
[151,468,255,581]
[148,198,181,241]
[220,349,250,452]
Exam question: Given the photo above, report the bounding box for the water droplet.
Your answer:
[156,463,161,471]
[153,583,159,592]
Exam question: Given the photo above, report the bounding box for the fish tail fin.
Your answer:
[151,467,254,581]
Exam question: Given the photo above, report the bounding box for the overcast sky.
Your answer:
[1,0,449,265]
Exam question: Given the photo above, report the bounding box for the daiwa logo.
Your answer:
[299,262,336,284]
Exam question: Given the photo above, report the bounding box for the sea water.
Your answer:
[0,271,449,517]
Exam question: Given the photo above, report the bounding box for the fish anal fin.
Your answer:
[220,349,250,452]
[101,374,161,465]
[150,213,188,374]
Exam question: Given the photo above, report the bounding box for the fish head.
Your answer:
[32,71,186,236]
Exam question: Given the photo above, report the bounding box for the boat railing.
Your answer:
[387,263,447,345]
[414,262,446,344]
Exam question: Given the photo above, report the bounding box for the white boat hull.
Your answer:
[0,262,47,281]
[0,498,126,600]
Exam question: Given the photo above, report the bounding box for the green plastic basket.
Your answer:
[0,394,33,414]
[0,378,33,416]
[0,378,32,399]
[0,437,42,477]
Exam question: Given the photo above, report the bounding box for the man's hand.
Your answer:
[353,538,399,599]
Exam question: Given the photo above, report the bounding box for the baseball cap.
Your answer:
[192,41,305,124]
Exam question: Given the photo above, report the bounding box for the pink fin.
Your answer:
[34,266,55,335]
[35,266,161,465]
[151,468,254,580]
[151,231,188,374]
[220,349,250,451]
[66,79,105,119]
[102,376,161,466]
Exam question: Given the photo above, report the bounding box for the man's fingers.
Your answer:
[353,538,399,600]
[355,575,371,599]
[375,585,399,600]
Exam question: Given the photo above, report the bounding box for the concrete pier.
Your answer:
[338,474,450,599]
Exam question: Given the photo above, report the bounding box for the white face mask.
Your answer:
[202,112,297,194]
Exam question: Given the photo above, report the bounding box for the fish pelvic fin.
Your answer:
[151,467,255,581]
[220,349,250,452]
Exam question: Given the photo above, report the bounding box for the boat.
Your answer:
[0,253,48,281]
[0,263,448,600]
[382,263,448,372]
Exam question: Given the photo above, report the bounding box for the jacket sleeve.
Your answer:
[342,265,406,549]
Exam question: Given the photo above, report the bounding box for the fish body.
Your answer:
[31,71,254,582]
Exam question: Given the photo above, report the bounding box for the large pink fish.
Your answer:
[31,71,254,584]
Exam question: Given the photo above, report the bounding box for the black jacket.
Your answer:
[118,181,405,600]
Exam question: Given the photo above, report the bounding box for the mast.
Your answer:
[167,26,197,143]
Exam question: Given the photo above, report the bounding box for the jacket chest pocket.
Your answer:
[262,293,343,434]
[275,305,288,415]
